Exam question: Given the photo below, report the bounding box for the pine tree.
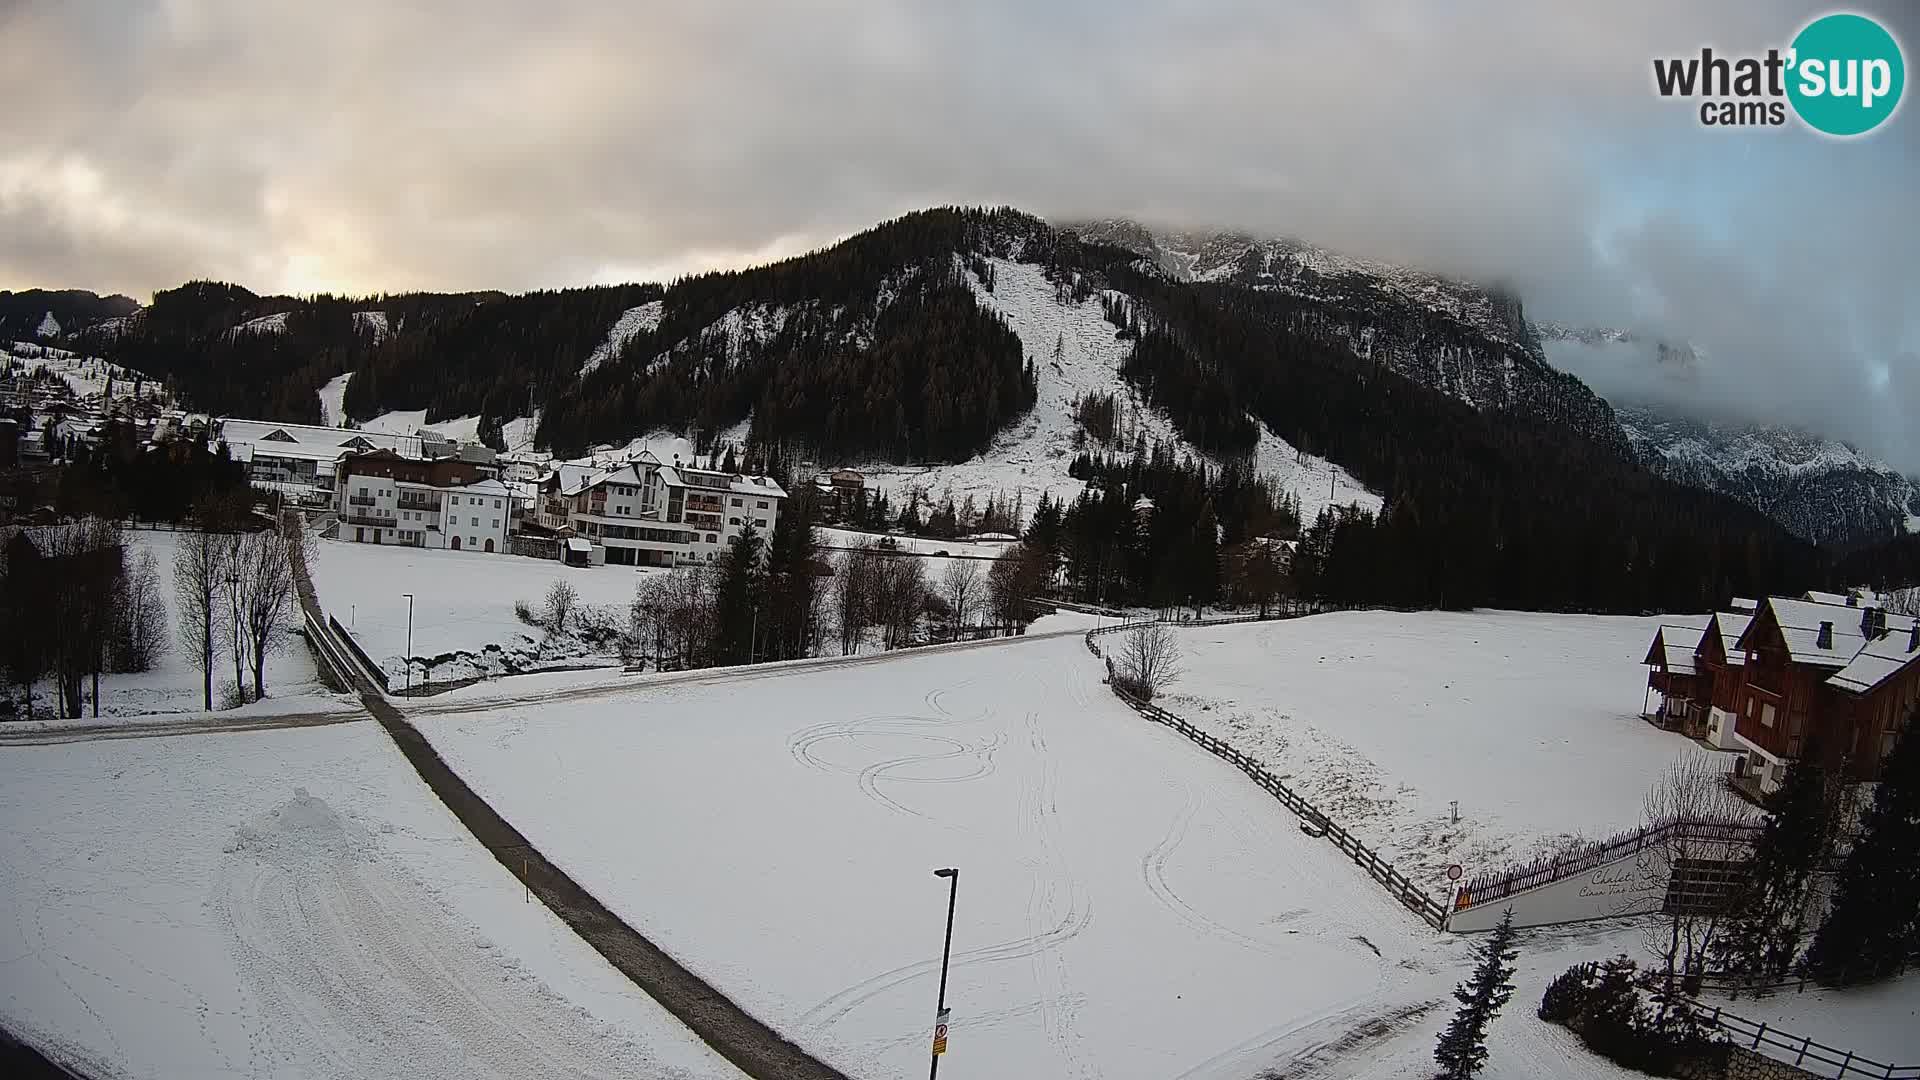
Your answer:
[709,523,764,666]
[1803,713,1920,986]
[1711,739,1834,981]
[764,495,820,661]
[1434,909,1519,1080]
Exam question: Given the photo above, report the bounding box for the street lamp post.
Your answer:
[402,592,414,694]
[930,867,958,1079]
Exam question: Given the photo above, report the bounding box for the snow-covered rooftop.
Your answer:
[1826,619,1920,694]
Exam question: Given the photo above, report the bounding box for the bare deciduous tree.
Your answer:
[835,542,880,655]
[873,556,927,650]
[942,558,982,636]
[231,529,296,701]
[1116,622,1182,700]
[544,579,580,634]
[113,547,168,673]
[987,543,1047,632]
[174,526,228,712]
[1640,755,1750,1008]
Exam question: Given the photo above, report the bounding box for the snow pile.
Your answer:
[580,300,664,378]
[353,309,390,343]
[317,371,353,427]
[226,787,372,865]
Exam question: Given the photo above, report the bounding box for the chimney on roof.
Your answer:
[1846,592,1859,607]
[1861,606,1887,639]
[1817,621,1834,650]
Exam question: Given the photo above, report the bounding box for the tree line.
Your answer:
[0,502,301,719]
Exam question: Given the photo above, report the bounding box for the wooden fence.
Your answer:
[326,615,391,693]
[1454,817,1762,915]
[1655,995,1919,1079]
[1085,616,1449,929]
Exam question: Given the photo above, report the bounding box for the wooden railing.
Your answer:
[1454,817,1761,913]
[1085,613,1449,930]
[1655,994,1918,1079]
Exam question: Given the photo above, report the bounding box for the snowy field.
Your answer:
[4,341,166,405]
[417,630,1682,1080]
[0,722,740,1080]
[309,538,647,683]
[17,530,335,721]
[1161,611,1733,889]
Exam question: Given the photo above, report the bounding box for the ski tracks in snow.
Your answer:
[211,790,706,1080]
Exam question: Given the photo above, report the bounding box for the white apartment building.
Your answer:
[538,451,785,567]
[334,448,512,553]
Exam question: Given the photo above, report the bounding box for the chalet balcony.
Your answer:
[347,494,378,507]
[342,512,393,527]
[397,497,442,512]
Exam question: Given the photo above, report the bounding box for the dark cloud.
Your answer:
[1,1,1913,466]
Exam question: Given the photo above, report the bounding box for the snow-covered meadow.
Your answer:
[0,721,742,1079]
[1160,611,1734,888]
[308,539,648,684]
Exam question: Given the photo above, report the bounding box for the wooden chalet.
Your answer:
[1727,594,1919,798]
[1642,623,1707,733]
[1692,610,1754,751]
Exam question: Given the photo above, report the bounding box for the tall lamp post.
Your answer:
[929,867,959,1079]
[401,592,414,694]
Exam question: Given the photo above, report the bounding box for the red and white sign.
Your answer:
[931,1007,950,1056]
[1446,864,1464,882]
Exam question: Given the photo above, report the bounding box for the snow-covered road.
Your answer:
[0,723,742,1080]
[421,633,1453,1079]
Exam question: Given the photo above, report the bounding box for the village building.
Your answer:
[214,417,497,510]
[332,448,511,553]
[533,451,785,567]
[1643,589,1919,799]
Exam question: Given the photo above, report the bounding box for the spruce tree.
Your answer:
[764,495,820,661]
[1803,713,1920,986]
[1434,909,1519,1080]
[1711,738,1834,981]
[709,523,764,666]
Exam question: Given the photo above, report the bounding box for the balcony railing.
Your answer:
[348,495,378,507]
[343,512,393,527]
[398,499,442,512]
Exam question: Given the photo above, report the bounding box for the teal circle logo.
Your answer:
[1787,13,1905,136]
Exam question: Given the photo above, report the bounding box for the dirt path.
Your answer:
[288,523,852,1080]
[0,708,365,746]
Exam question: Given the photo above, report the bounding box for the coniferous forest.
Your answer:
[38,205,1833,614]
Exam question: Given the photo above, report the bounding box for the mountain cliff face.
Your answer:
[1534,322,1919,548]
[1064,220,1631,457]
[1614,405,1918,548]
[0,289,139,342]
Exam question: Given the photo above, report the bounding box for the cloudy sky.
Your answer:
[2,1,1915,466]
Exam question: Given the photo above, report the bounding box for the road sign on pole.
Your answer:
[1446,863,1464,882]
[931,1007,950,1056]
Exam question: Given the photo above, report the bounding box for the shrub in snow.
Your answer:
[542,580,579,634]
[514,599,537,627]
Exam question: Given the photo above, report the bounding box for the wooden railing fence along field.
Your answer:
[1649,994,1919,1080]
[1453,817,1762,915]
[1085,614,1451,929]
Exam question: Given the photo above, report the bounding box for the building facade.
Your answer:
[537,451,785,567]
[334,449,511,553]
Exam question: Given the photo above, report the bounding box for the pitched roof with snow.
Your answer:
[1825,617,1920,694]
[1705,611,1755,666]
[1745,597,1870,668]
[1645,623,1706,674]
[1804,590,1851,607]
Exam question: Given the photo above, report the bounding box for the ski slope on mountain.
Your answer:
[579,300,663,377]
[0,722,742,1080]
[858,257,1378,524]
[4,342,164,404]
[318,371,353,426]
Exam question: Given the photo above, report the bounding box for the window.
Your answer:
[706,533,717,544]
[493,499,501,509]
[358,486,367,496]
[729,517,741,526]
[755,518,767,529]
[470,516,480,527]
[757,500,768,509]
[1761,703,1776,728]
[731,497,742,507]
[451,496,460,505]
[491,519,499,528]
